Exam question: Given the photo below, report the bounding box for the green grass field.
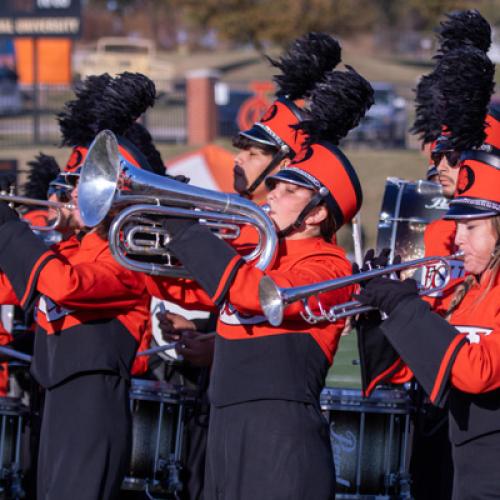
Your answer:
[326,332,361,388]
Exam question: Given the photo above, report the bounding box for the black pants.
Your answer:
[410,391,453,500]
[452,431,500,500]
[204,399,335,500]
[37,372,131,500]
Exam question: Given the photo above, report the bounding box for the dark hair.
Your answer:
[232,134,279,156]
[320,207,337,242]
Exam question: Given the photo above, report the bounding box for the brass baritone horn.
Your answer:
[259,253,463,327]
[78,130,277,277]
[0,193,74,232]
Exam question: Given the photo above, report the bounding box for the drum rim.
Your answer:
[0,396,29,414]
[130,378,197,402]
[320,387,413,412]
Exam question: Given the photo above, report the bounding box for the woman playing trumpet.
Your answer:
[357,46,500,500]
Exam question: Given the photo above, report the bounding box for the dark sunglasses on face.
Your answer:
[431,150,462,168]
[47,185,72,203]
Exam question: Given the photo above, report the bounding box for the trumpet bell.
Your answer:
[78,130,121,227]
[259,276,285,327]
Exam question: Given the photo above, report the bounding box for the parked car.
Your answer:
[0,67,22,116]
[348,82,408,148]
[75,37,174,93]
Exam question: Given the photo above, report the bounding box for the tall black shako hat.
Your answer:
[431,9,492,155]
[57,72,162,175]
[266,66,373,235]
[435,46,498,220]
[436,46,495,152]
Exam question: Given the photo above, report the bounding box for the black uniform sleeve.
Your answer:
[380,297,467,407]
[356,311,404,396]
[0,220,55,311]
[167,222,245,306]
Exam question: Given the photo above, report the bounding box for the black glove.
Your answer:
[355,277,419,315]
[0,201,19,226]
[0,173,16,193]
[352,248,401,273]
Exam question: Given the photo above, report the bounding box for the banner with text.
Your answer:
[0,0,81,38]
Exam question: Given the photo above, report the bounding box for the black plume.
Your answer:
[410,71,442,145]
[123,123,165,176]
[437,10,491,55]
[436,47,495,150]
[58,73,113,147]
[23,153,60,200]
[295,66,374,145]
[268,33,342,100]
[58,72,156,147]
[94,72,156,134]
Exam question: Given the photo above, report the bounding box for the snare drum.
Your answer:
[320,387,413,499]
[123,379,195,496]
[0,397,27,496]
[376,177,448,262]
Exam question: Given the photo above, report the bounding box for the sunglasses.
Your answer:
[47,185,72,203]
[431,150,462,168]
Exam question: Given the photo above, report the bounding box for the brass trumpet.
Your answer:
[78,130,277,276]
[259,253,463,326]
[0,193,74,232]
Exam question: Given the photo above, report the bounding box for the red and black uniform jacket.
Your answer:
[358,218,464,395]
[146,222,354,407]
[0,221,150,389]
[375,271,500,445]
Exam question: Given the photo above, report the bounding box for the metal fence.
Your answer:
[0,82,188,148]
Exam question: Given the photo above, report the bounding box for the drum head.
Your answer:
[376,177,449,263]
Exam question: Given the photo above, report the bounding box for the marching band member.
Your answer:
[0,170,150,500]
[233,32,341,202]
[144,65,373,500]
[358,40,497,395]
[0,72,158,500]
[357,148,500,500]
[154,35,344,499]
[417,10,495,281]
[160,31,344,370]
[357,43,499,499]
